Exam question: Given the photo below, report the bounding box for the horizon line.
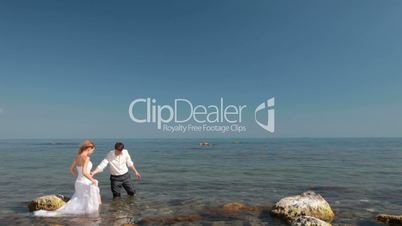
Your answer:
[0,136,401,140]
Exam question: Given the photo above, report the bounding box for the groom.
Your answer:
[91,142,141,197]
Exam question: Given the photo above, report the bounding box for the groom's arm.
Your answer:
[130,165,141,180]
[91,158,109,176]
[126,150,141,180]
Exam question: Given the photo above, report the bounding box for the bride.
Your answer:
[34,140,101,217]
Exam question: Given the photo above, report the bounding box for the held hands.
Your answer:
[90,170,97,176]
[90,170,98,185]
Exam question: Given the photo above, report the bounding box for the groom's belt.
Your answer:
[110,172,129,180]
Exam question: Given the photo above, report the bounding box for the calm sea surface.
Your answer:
[0,138,401,225]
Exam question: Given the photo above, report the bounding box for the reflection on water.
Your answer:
[0,138,401,225]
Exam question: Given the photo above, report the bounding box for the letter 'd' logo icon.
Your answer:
[254,97,275,133]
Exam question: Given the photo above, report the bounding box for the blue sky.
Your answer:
[0,0,401,138]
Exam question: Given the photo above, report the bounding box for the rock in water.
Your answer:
[136,215,202,225]
[376,214,402,225]
[28,194,66,212]
[203,202,261,217]
[291,216,332,226]
[222,202,257,213]
[271,191,334,223]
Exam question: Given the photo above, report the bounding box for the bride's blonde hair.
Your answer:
[78,139,95,154]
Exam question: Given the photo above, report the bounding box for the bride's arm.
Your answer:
[70,158,77,177]
[91,158,109,176]
[82,157,97,185]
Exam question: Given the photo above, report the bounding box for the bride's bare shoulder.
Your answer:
[82,155,90,162]
[75,154,89,166]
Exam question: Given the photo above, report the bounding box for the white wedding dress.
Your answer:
[34,161,101,217]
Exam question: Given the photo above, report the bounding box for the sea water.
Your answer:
[0,138,401,225]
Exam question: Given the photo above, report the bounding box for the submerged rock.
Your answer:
[376,214,402,225]
[291,216,332,226]
[271,191,334,223]
[134,202,265,225]
[203,202,263,217]
[136,214,202,225]
[221,202,257,213]
[28,194,67,212]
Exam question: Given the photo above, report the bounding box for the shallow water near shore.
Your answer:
[0,138,402,225]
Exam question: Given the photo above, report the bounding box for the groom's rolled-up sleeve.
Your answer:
[97,158,109,172]
[125,150,134,167]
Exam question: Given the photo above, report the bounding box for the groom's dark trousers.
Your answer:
[110,172,136,197]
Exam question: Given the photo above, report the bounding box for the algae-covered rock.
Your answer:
[271,191,334,223]
[28,194,67,212]
[376,214,402,225]
[291,216,332,226]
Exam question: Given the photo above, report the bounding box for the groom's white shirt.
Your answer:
[97,149,134,176]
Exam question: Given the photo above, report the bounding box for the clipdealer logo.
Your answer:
[255,97,275,133]
[128,97,275,133]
